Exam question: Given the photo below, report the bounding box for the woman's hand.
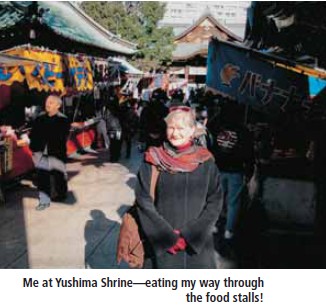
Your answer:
[167,230,187,255]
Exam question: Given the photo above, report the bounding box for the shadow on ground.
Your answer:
[84,205,130,269]
[0,183,35,268]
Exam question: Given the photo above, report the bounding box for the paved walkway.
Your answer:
[0,148,142,269]
[0,147,237,269]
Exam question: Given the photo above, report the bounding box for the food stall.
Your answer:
[107,57,143,102]
[0,1,136,196]
[1,44,96,159]
[0,53,58,182]
[0,53,52,203]
[206,38,326,231]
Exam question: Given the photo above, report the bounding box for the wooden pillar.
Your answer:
[185,66,190,85]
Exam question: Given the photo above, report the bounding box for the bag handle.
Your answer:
[150,165,159,201]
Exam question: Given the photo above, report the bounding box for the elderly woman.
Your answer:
[135,106,223,269]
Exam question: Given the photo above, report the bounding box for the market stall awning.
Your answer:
[111,58,143,76]
[0,52,55,66]
[1,46,93,94]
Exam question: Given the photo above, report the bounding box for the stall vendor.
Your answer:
[29,95,70,211]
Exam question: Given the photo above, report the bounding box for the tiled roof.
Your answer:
[0,2,137,55]
[0,2,26,29]
[174,13,242,43]
[173,42,208,60]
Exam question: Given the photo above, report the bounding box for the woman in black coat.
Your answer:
[135,106,223,269]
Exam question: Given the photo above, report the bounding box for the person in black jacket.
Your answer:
[135,106,223,268]
[106,103,122,162]
[209,102,254,240]
[120,100,139,158]
[139,90,169,150]
[29,95,70,211]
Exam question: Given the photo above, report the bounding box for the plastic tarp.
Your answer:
[111,58,143,76]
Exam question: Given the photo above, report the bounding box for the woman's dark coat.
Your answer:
[135,158,223,269]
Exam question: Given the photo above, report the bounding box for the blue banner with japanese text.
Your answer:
[206,39,311,115]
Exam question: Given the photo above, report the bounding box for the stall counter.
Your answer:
[67,120,97,157]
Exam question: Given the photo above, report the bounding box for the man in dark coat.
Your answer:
[29,95,70,211]
[139,90,169,149]
[120,100,139,158]
[106,103,122,162]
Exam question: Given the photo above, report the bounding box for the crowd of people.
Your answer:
[12,77,323,269]
[107,86,256,269]
[21,84,258,268]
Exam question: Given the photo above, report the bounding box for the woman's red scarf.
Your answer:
[145,142,213,173]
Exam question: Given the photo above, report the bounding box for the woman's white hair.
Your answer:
[165,109,196,128]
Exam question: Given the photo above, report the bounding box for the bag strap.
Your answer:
[149,165,159,200]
